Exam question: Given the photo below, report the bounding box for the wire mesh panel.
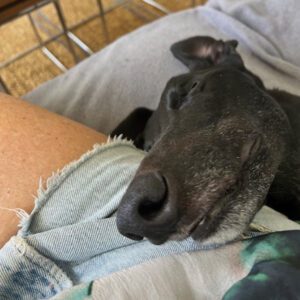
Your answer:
[0,0,204,96]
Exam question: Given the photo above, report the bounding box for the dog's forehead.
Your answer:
[194,67,251,82]
[168,67,255,91]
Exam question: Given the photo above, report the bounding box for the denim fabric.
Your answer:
[0,139,228,299]
[0,236,72,300]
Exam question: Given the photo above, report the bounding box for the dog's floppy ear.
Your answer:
[170,36,244,71]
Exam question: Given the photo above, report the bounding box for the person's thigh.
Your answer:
[0,92,107,248]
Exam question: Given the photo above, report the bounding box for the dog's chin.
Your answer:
[167,216,245,246]
[145,207,251,246]
[146,224,242,246]
[190,218,246,245]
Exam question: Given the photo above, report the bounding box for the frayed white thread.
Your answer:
[0,206,30,228]
[37,135,136,196]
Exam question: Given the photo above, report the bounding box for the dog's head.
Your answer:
[116,36,290,245]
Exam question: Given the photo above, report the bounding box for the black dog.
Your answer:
[113,36,300,245]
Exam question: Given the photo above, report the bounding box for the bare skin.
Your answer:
[0,92,107,248]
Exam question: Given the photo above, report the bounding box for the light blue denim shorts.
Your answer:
[0,138,227,300]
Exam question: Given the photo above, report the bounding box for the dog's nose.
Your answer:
[116,171,178,244]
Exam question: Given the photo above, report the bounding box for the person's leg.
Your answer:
[0,92,107,248]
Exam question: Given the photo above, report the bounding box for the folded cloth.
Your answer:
[51,231,300,300]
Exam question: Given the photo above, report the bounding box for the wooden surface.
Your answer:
[0,0,44,24]
[0,0,19,9]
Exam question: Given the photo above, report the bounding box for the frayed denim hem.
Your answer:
[0,137,145,299]
[18,135,139,237]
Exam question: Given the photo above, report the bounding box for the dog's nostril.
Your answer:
[137,174,168,221]
[138,196,167,221]
[117,172,173,242]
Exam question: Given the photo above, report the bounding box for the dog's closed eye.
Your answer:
[190,81,207,93]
